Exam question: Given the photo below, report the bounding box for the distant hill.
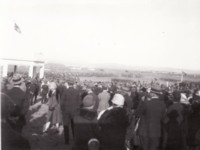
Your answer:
[45,61,200,75]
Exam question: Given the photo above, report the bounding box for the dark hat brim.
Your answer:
[11,78,24,85]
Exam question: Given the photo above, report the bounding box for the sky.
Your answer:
[0,0,200,70]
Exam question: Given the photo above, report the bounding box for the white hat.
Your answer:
[196,90,200,97]
[49,82,57,90]
[180,93,189,104]
[111,94,125,106]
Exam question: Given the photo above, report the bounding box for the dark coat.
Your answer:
[73,108,99,150]
[130,91,139,109]
[124,93,133,111]
[137,98,166,138]
[187,103,200,146]
[61,87,81,125]
[1,121,30,150]
[98,106,129,150]
[7,87,29,117]
[41,84,49,96]
[46,93,62,124]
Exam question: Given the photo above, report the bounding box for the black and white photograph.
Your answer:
[0,0,200,150]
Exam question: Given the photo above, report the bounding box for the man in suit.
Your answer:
[61,80,81,145]
[6,74,29,133]
[136,88,166,150]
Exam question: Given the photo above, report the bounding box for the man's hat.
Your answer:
[67,79,74,85]
[11,74,24,85]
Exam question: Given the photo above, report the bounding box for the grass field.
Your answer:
[79,72,200,84]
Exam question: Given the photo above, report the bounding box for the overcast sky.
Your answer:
[0,0,200,70]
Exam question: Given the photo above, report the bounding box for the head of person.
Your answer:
[102,85,108,91]
[11,73,24,86]
[49,82,57,92]
[195,90,200,98]
[149,92,159,99]
[122,86,130,94]
[88,139,100,150]
[87,87,93,94]
[82,95,95,110]
[111,94,125,107]
[173,91,181,102]
[67,80,74,87]
[131,85,137,92]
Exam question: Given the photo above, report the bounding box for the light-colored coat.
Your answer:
[97,90,110,114]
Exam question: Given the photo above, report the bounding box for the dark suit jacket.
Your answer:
[73,108,99,150]
[98,107,129,150]
[61,87,81,124]
[7,87,29,116]
[137,98,166,138]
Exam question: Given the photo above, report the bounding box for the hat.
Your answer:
[180,93,189,104]
[83,95,95,108]
[67,79,74,85]
[195,90,200,97]
[151,88,163,95]
[88,138,100,150]
[111,94,125,106]
[49,82,57,90]
[121,86,130,92]
[11,74,24,85]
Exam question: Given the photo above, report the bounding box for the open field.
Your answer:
[79,72,200,84]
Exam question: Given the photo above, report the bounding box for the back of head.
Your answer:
[11,73,24,86]
[82,95,95,109]
[173,91,181,102]
[49,82,57,91]
[88,139,100,150]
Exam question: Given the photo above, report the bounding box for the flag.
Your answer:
[14,23,21,33]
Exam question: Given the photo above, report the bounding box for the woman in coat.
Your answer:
[43,82,62,133]
[98,94,129,150]
[73,94,99,150]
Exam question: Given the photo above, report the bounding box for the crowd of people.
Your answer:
[1,72,200,150]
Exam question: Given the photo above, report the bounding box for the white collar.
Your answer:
[97,105,123,120]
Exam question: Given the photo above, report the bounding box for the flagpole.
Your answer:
[181,73,183,82]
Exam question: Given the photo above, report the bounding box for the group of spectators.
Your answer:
[1,72,200,150]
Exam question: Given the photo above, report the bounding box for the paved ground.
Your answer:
[22,101,72,150]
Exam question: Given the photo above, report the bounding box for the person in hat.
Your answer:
[163,90,186,150]
[43,82,62,133]
[73,95,99,150]
[84,87,100,112]
[6,73,29,133]
[61,79,81,145]
[1,87,31,150]
[40,79,49,104]
[136,89,166,150]
[187,89,200,150]
[130,85,140,110]
[98,94,129,150]
[88,139,100,150]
